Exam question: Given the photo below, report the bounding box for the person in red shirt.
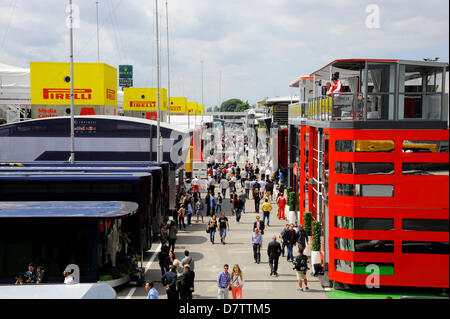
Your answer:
[277,194,287,220]
[327,76,343,96]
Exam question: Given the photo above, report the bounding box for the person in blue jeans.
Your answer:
[210,195,216,216]
[187,202,193,225]
[218,212,230,245]
[208,215,218,244]
[215,193,223,215]
[286,224,297,262]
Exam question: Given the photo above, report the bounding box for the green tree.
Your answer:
[220,98,243,112]
[235,101,251,112]
[213,105,220,112]
[206,107,213,113]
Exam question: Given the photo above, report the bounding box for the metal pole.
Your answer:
[69,0,75,163]
[156,0,162,162]
[166,0,171,124]
[96,1,100,63]
[201,60,204,122]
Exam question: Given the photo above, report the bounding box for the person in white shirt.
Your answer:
[220,177,229,198]
[63,270,74,284]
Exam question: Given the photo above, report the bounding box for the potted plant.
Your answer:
[287,191,296,223]
[311,220,322,266]
[303,212,312,256]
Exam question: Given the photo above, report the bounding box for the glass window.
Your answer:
[402,140,449,153]
[334,261,395,276]
[335,216,394,230]
[402,163,449,175]
[335,162,394,175]
[368,63,396,93]
[335,184,394,197]
[402,241,449,254]
[335,238,394,252]
[335,140,395,153]
[366,94,395,120]
[399,94,442,120]
[402,219,449,232]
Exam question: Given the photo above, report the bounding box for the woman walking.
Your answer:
[208,215,218,244]
[178,204,186,230]
[168,221,178,252]
[230,264,244,299]
[196,194,204,223]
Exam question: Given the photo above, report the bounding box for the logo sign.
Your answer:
[119,78,133,88]
[119,65,133,78]
[30,62,117,106]
[119,65,133,88]
[123,87,168,111]
[170,97,187,113]
[43,88,92,100]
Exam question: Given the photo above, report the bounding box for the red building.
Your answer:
[288,59,449,288]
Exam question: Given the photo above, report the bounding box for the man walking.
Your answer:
[296,224,309,251]
[145,281,159,299]
[293,247,309,292]
[220,176,229,199]
[215,192,223,215]
[261,198,272,227]
[179,264,195,299]
[161,265,179,299]
[234,195,244,223]
[267,235,282,276]
[217,264,231,299]
[218,212,230,245]
[181,250,195,271]
[279,224,290,257]
[205,191,211,217]
[253,215,265,235]
[286,224,297,262]
[253,185,261,214]
[251,228,263,264]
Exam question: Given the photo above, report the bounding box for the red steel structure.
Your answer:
[289,58,449,288]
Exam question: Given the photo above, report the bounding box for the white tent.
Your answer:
[0,63,31,122]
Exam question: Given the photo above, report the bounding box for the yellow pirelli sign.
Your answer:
[196,104,204,115]
[187,102,198,115]
[30,62,117,106]
[170,97,187,113]
[123,87,168,111]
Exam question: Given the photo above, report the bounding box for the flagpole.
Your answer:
[69,0,75,163]
[166,0,171,124]
[156,0,162,162]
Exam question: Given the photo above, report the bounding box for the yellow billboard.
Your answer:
[187,102,198,115]
[30,62,117,106]
[196,104,204,115]
[170,97,187,113]
[123,87,168,111]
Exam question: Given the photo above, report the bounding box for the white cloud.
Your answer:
[0,0,448,105]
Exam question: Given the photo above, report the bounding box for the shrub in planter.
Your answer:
[286,186,293,195]
[303,212,312,236]
[99,275,113,282]
[312,220,322,251]
[105,267,121,280]
[288,191,295,211]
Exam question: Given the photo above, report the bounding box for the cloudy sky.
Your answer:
[0,0,448,107]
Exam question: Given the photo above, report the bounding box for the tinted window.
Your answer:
[335,162,394,174]
[335,184,394,197]
[402,241,448,254]
[402,140,449,153]
[335,238,394,252]
[335,140,394,152]
[402,163,449,175]
[402,219,449,232]
[335,216,393,230]
[335,259,394,275]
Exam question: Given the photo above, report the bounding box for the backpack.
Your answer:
[294,255,308,272]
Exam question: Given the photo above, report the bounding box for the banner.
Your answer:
[123,87,168,111]
[187,102,198,115]
[30,62,117,106]
[170,97,187,114]
[196,104,205,115]
[119,65,133,88]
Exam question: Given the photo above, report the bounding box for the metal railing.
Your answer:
[306,93,364,121]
